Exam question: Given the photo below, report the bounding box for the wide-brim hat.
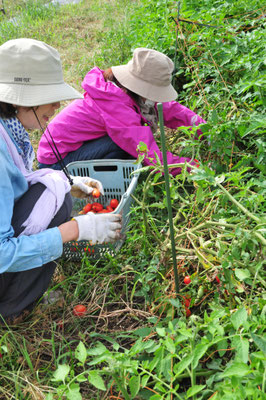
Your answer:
[0,38,83,107]
[111,48,177,103]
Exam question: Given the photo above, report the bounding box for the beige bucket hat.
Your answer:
[111,48,177,102]
[0,38,83,107]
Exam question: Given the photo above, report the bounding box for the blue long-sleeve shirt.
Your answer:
[0,122,63,274]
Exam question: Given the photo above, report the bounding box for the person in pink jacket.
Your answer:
[37,48,206,176]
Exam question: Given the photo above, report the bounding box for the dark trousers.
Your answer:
[38,136,133,170]
[0,183,72,319]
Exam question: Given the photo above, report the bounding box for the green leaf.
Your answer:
[186,385,206,398]
[251,333,266,355]
[75,341,87,365]
[174,354,193,376]
[141,374,149,388]
[154,151,161,166]
[164,336,176,354]
[231,307,247,330]
[156,327,166,337]
[45,394,54,400]
[240,120,266,138]
[88,370,106,391]
[217,339,228,357]
[192,344,209,369]
[51,364,70,383]
[210,109,218,124]
[161,354,172,380]
[235,337,249,363]
[66,387,82,400]
[136,141,148,153]
[234,268,251,281]
[134,327,152,337]
[221,362,251,378]
[87,342,108,356]
[129,375,140,398]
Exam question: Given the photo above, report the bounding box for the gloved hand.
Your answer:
[73,212,122,244]
[70,175,104,198]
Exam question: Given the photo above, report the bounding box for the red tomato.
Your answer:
[92,188,101,198]
[184,297,191,308]
[184,276,191,285]
[98,209,109,213]
[106,205,113,212]
[73,305,87,317]
[185,308,191,318]
[92,202,103,213]
[57,320,64,329]
[110,199,119,209]
[83,203,92,213]
[215,276,220,284]
[181,295,191,308]
[0,352,2,359]
[194,158,200,168]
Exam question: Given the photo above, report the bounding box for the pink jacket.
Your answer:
[37,67,206,175]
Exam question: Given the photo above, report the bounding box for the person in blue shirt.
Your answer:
[0,38,122,322]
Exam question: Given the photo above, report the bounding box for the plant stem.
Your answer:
[174,370,213,380]
[138,366,183,399]
[217,182,261,224]
[158,103,179,294]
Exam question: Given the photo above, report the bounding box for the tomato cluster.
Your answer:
[181,294,192,318]
[80,197,119,215]
[182,276,192,317]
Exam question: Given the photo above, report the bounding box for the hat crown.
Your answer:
[0,38,63,85]
[128,48,174,87]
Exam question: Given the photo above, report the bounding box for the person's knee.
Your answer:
[38,162,61,170]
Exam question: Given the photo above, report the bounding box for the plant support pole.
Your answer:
[172,1,181,85]
[157,103,179,293]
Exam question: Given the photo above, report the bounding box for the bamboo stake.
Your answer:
[157,103,179,293]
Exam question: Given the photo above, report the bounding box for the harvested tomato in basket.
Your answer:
[110,198,119,209]
[83,203,92,213]
[92,202,103,212]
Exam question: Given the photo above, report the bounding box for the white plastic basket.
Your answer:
[63,159,140,261]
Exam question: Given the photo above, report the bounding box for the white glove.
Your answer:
[73,212,122,244]
[70,175,104,198]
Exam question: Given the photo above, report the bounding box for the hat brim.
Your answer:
[112,65,177,103]
[0,82,83,107]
